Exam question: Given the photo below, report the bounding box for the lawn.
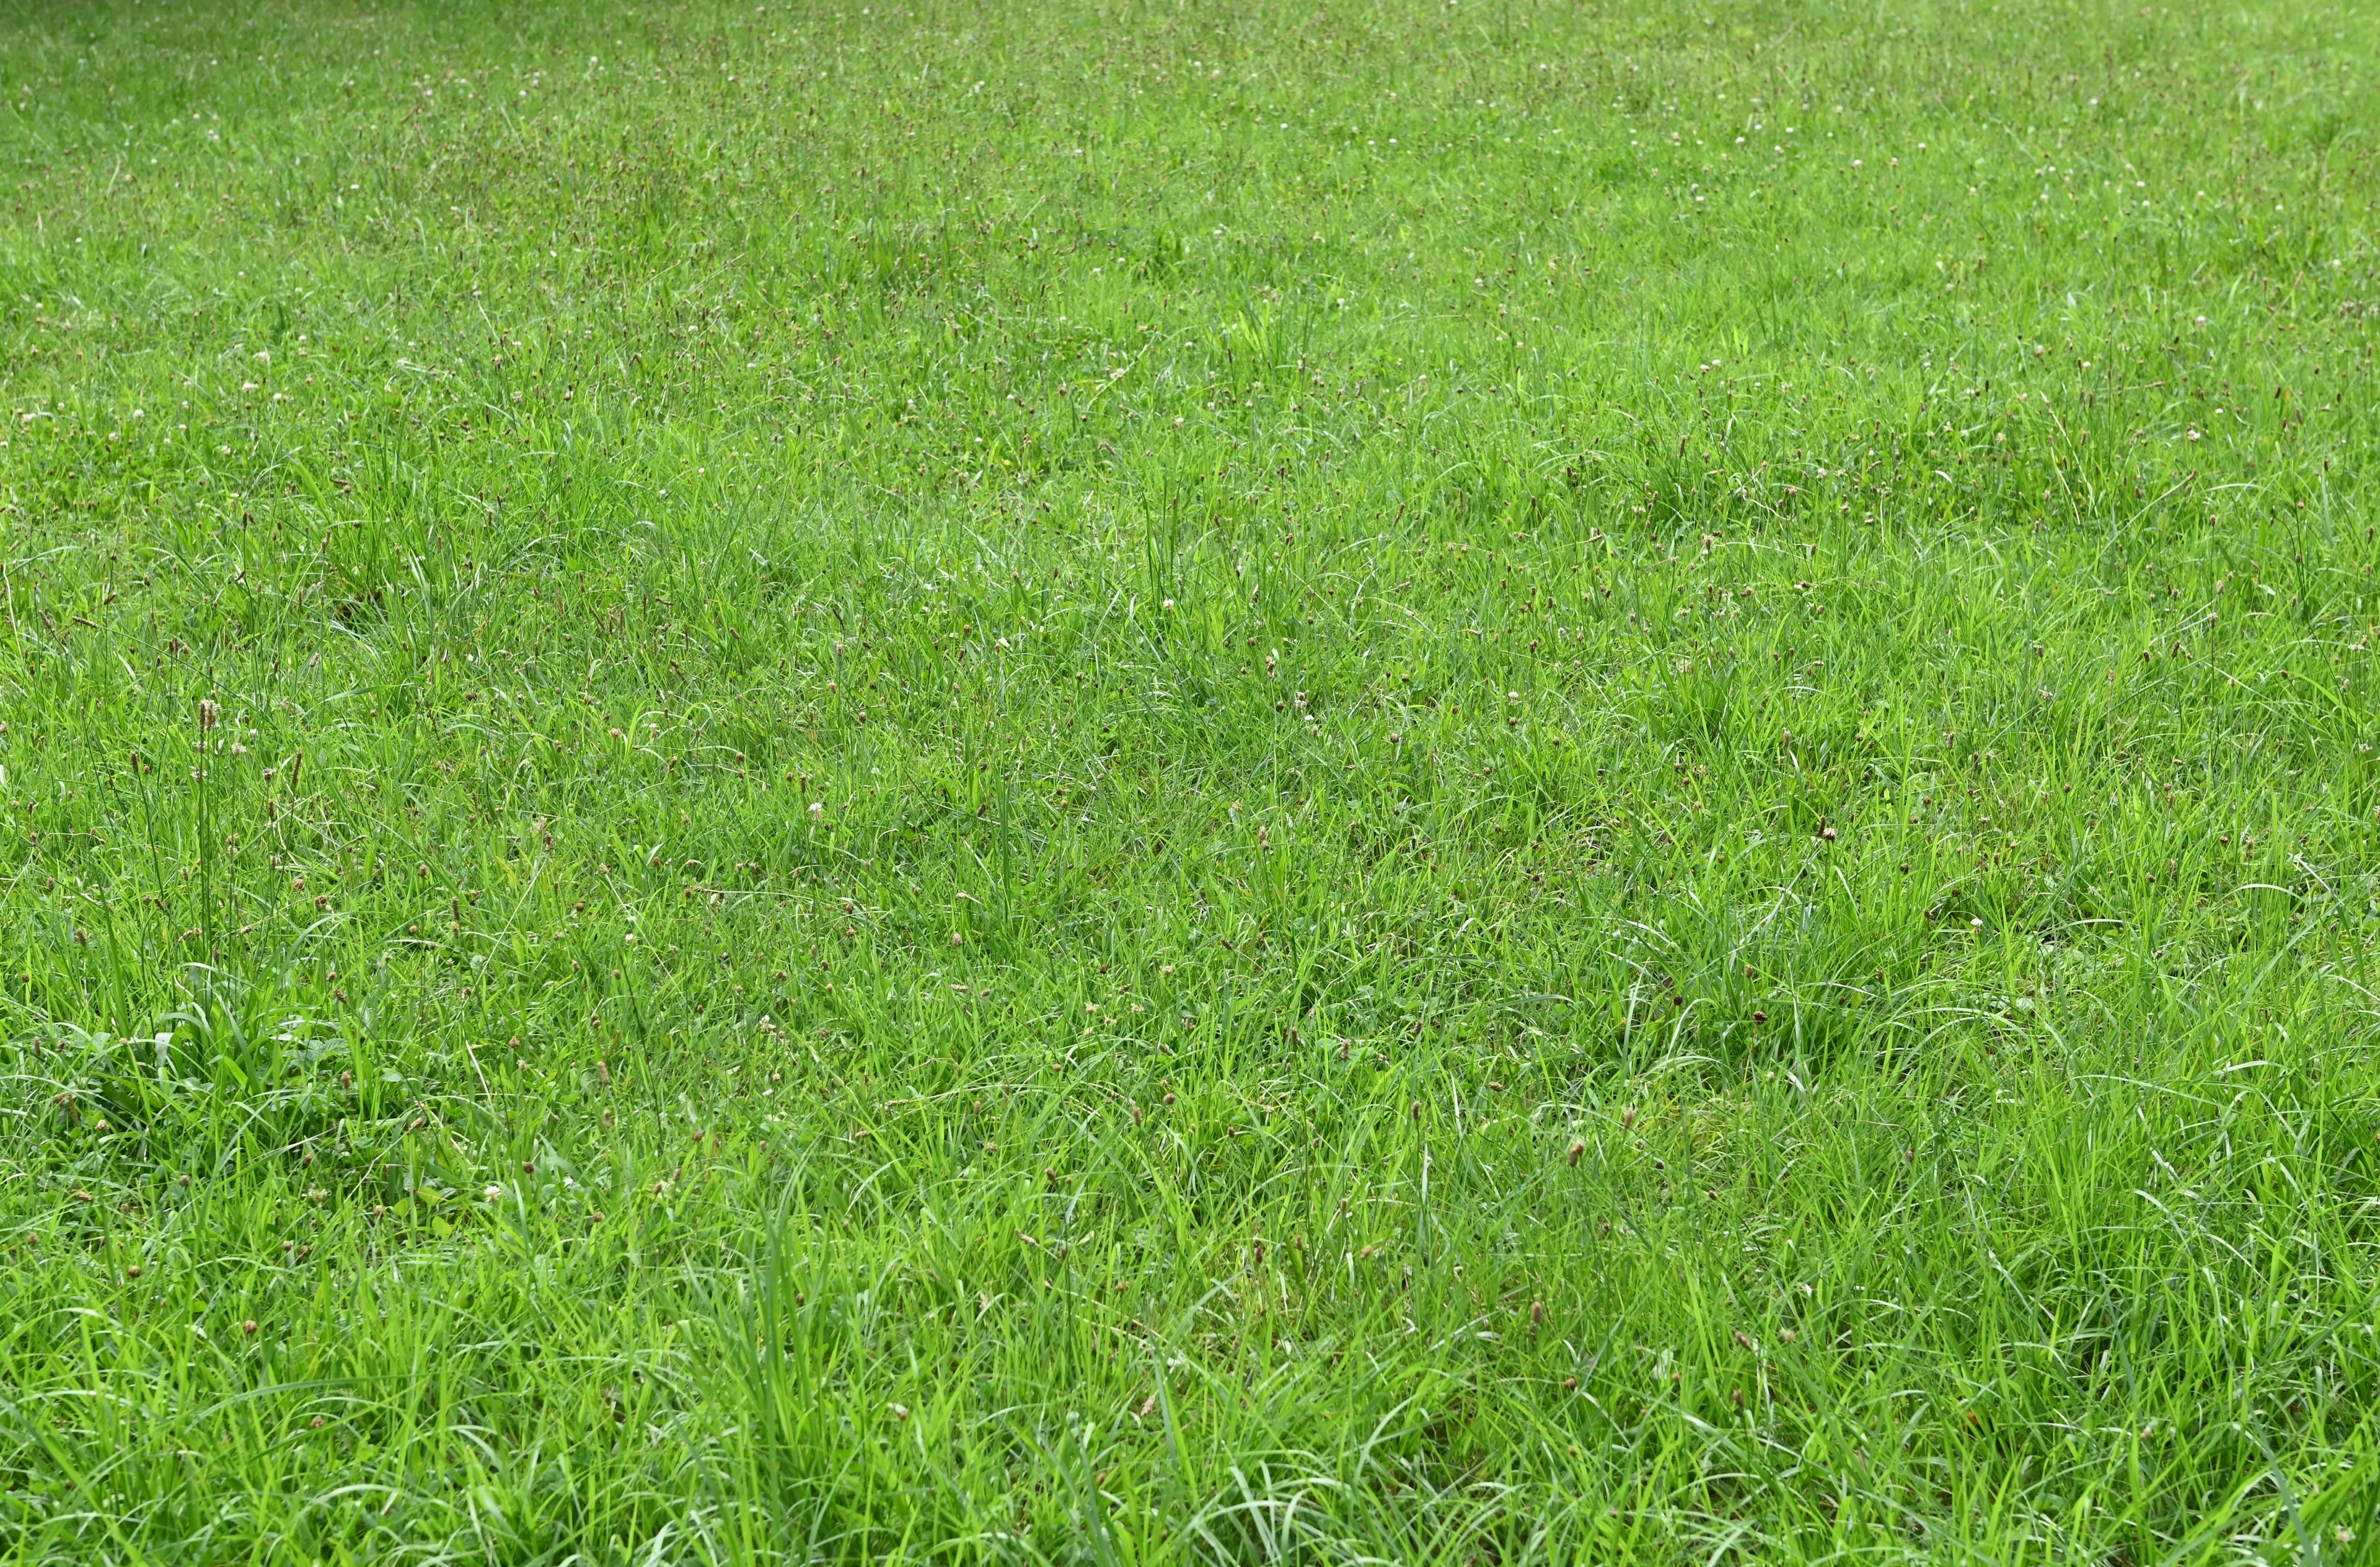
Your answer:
[2,0,2378,1560]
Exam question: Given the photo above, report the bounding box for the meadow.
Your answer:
[2,0,2378,1560]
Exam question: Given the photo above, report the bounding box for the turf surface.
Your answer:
[3,0,2379,1560]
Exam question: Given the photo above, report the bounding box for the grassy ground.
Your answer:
[2,0,2378,1560]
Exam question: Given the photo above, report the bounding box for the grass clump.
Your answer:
[3,0,2379,1560]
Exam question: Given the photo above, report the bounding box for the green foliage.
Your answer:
[64,971,348,1164]
[2,0,2379,1560]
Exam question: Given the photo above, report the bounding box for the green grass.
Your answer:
[2,0,2378,1559]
